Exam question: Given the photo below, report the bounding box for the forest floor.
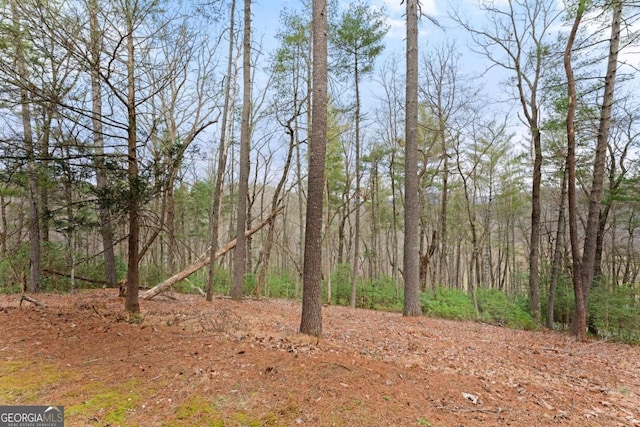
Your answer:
[1,289,639,427]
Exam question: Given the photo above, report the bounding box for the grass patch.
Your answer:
[164,395,224,427]
[0,360,67,403]
[66,379,141,426]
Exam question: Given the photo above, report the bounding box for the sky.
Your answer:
[250,0,640,87]
[246,0,639,144]
[249,0,474,86]
[249,0,494,91]
[252,0,443,51]
[243,0,525,157]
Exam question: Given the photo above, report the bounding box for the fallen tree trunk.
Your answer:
[44,268,108,286]
[141,207,283,300]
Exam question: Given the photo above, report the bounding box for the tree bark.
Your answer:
[564,0,587,341]
[350,57,361,309]
[300,0,328,337]
[125,0,140,314]
[577,0,622,332]
[403,0,421,317]
[231,0,252,301]
[529,125,542,322]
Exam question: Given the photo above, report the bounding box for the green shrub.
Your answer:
[243,273,257,295]
[140,263,168,289]
[421,288,476,321]
[266,270,299,299]
[207,267,231,294]
[326,265,402,311]
[331,263,353,306]
[0,255,24,293]
[171,267,230,295]
[359,276,402,311]
[0,242,125,293]
[590,284,640,344]
[476,288,537,330]
[540,273,574,329]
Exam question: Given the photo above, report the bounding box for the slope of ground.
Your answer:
[0,289,639,426]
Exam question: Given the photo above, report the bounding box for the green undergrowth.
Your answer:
[422,287,538,330]
[590,284,640,344]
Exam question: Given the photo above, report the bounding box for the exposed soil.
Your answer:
[1,289,639,426]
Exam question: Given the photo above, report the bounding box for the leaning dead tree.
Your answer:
[141,207,283,300]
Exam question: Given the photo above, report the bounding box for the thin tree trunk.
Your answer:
[547,166,567,329]
[89,0,118,290]
[255,114,298,297]
[39,106,52,243]
[64,144,76,292]
[207,0,236,302]
[439,122,449,287]
[0,192,7,256]
[529,124,542,321]
[350,60,361,309]
[325,178,332,303]
[564,0,587,340]
[166,163,177,273]
[125,0,140,314]
[11,2,40,293]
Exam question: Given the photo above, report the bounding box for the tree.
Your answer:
[403,0,421,316]
[454,0,561,322]
[9,1,41,293]
[373,56,405,289]
[208,0,238,302]
[419,42,471,288]
[145,17,219,274]
[571,0,623,339]
[123,0,141,313]
[564,0,587,340]
[231,0,252,301]
[87,0,174,313]
[88,0,118,290]
[332,0,388,308]
[300,0,328,337]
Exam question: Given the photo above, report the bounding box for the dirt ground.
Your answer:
[1,289,639,426]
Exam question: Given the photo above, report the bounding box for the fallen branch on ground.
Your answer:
[20,294,47,307]
[141,206,284,300]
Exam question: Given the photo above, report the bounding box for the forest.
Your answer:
[0,0,639,344]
